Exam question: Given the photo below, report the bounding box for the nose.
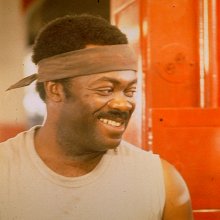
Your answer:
[107,98,135,112]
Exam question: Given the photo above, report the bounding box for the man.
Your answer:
[0,14,193,219]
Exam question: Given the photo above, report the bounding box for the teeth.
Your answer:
[99,118,122,127]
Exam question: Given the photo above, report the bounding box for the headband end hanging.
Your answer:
[6,74,38,91]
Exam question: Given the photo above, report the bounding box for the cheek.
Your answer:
[81,94,110,111]
[62,93,110,122]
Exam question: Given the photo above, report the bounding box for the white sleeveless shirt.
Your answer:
[0,126,165,220]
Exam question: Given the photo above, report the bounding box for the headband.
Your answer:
[7,44,137,91]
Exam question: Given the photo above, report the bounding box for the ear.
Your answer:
[44,81,65,102]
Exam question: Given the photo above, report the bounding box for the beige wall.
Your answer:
[0,0,27,125]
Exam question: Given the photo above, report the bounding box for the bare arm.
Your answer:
[161,159,194,220]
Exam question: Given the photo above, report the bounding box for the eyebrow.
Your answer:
[90,76,137,86]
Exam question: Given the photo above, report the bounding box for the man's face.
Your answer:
[56,70,137,155]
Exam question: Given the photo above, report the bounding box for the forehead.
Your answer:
[72,70,137,86]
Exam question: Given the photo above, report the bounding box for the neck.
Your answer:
[34,124,105,177]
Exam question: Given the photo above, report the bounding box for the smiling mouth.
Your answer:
[99,118,123,127]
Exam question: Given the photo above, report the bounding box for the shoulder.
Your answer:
[0,126,38,160]
[118,141,164,175]
[0,131,25,165]
[119,141,164,182]
[119,140,154,156]
[161,159,194,220]
[0,129,27,151]
[118,140,164,170]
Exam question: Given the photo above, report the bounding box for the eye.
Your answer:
[96,87,113,96]
[125,88,137,97]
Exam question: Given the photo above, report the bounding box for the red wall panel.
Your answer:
[194,212,220,220]
[144,0,200,108]
[152,108,220,220]
[151,108,220,214]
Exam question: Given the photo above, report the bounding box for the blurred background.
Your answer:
[0,0,220,219]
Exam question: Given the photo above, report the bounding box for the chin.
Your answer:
[102,138,122,150]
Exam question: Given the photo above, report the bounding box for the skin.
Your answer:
[162,160,194,219]
[34,65,193,219]
[35,70,137,176]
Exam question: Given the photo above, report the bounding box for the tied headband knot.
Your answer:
[7,44,138,91]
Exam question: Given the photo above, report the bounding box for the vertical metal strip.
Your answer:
[199,0,205,108]
[210,0,218,107]
[201,0,218,107]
